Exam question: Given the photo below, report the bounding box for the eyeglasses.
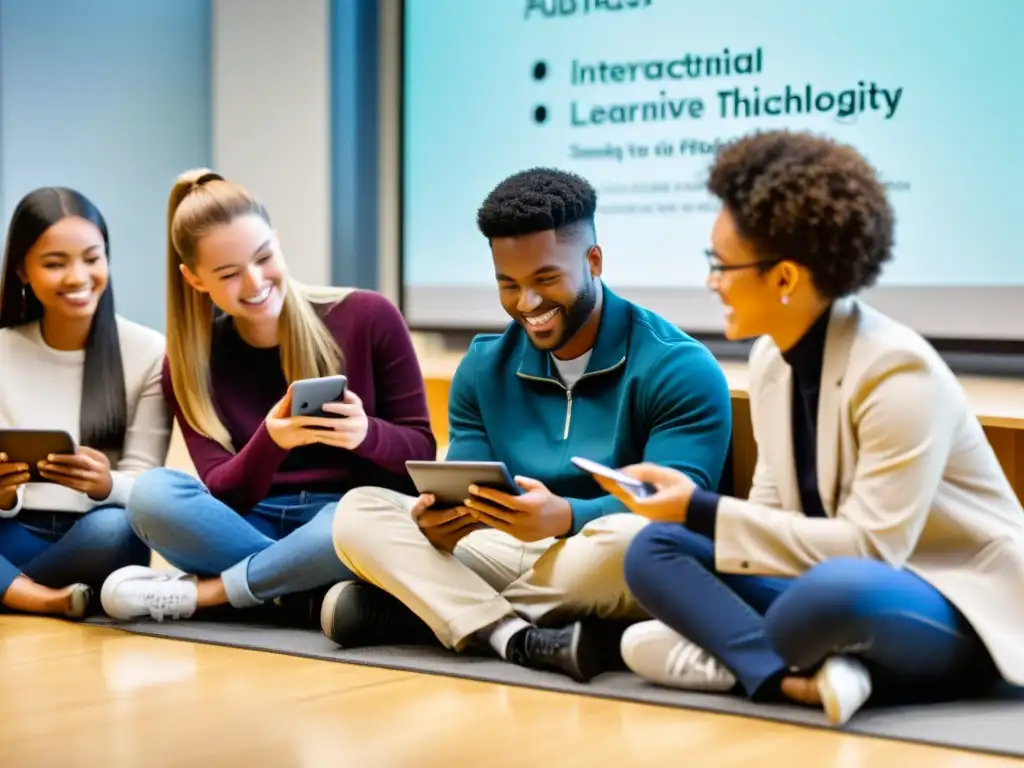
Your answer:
[704,249,782,274]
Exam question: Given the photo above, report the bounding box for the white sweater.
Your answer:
[0,317,171,516]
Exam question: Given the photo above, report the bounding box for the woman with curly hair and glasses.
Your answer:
[590,130,1024,725]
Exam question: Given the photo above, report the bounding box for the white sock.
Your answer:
[486,617,532,659]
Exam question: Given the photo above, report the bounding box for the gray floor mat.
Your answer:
[86,617,1024,758]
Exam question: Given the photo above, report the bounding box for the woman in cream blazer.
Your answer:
[593,130,1024,726]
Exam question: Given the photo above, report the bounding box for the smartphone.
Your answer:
[290,375,348,418]
[571,456,657,499]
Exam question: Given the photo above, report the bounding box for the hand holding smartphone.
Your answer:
[290,375,348,418]
[268,375,360,450]
[571,456,658,499]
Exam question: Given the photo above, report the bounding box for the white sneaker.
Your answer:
[816,655,872,725]
[101,565,198,622]
[621,621,736,691]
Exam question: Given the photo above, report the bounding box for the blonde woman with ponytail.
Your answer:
[100,170,436,625]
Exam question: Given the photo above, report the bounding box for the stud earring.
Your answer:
[781,294,789,305]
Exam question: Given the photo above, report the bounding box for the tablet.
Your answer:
[405,460,523,507]
[0,429,78,483]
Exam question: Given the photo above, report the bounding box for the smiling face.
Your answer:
[18,216,109,323]
[491,228,601,354]
[706,207,790,341]
[179,213,286,324]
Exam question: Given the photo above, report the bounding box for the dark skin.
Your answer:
[414,227,605,550]
[492,228,604,360]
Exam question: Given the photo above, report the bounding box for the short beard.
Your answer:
[552,276,599,352]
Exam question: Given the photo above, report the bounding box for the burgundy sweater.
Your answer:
[163,290,437,511]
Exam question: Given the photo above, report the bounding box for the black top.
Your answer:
[687,306,832,540]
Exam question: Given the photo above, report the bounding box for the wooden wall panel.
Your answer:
[983,425,1024,506]
[729,397,757,500]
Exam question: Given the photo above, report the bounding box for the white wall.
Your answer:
[212,0,331,286]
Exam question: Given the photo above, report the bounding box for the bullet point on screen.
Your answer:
[533,61,547,80]
[533,105,548,124]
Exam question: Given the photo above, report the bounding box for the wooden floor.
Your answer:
[1,617,1018,767]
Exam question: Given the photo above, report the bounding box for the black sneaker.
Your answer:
[320,580,438,648]
[272,585,332,629]
[506,620,610,683]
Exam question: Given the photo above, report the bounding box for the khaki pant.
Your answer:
[332,486,650,650]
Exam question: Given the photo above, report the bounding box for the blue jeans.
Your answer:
[126,468,355,609]
[0,506,149,601]
[624,523,994,702]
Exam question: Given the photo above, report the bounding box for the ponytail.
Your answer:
[165,168,352,452]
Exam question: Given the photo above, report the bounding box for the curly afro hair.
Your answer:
[707,130,894,299]
[476,167,597,243]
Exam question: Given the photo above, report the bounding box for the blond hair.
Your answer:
[166,168,353,451]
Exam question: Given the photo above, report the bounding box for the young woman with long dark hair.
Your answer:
[0,187,169,617]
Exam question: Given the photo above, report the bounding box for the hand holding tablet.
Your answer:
[0,429,78,483]
[37,446,114,500]
[0,429,115,503]
[405,460,572,542]
[410,493,486,552]
[405,460,523,507]
[0,451,31,509]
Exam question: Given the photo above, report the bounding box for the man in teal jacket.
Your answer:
[326,168,732,682]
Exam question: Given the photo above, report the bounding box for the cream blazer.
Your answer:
[715,297,1024,685]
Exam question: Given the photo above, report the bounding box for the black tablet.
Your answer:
[0,429,78,482]
[405,460,523,507]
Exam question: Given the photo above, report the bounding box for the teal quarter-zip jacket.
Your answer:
[445,284,733,535]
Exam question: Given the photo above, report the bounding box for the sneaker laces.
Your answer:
[137,577,194,622]
[668,641,729,683]
[523,627,565,660]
